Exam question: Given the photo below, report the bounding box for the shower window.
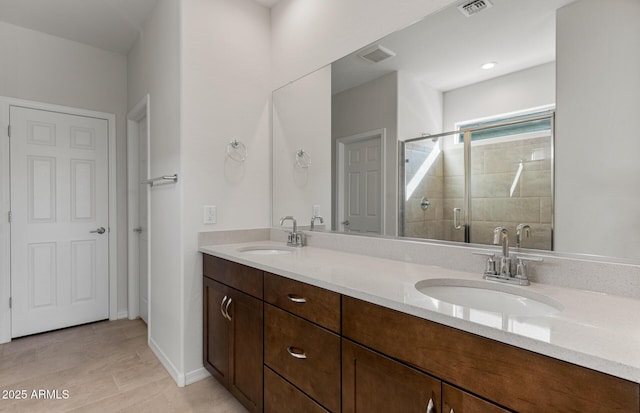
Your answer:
[456,107,555,143]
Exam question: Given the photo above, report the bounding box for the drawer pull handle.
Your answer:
[225,298,233,321]
[220,296,228,319]
[286,346,307,359]
[426,398,434,413]
[287,294,307,304]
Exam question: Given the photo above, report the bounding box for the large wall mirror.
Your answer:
[273,0,640,261]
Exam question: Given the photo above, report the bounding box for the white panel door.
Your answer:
[138,117,149,324]
[10,106,109,338]
[342,137,383,233]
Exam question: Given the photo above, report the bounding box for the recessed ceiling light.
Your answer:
[481,62,497,70]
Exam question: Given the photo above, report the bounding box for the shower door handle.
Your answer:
[453,208,462,230]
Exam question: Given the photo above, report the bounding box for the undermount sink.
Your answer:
[237,245,295,255]
[414,278,562,317]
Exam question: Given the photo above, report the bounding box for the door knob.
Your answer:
[90,227,106,234]
[133,227,142,233]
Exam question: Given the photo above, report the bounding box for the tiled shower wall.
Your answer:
[403,134,552,250]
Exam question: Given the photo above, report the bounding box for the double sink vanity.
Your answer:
[199,236,640,413]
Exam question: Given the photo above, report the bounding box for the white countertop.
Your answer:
[200,241,640,383]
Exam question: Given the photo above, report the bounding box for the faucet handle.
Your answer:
[472,252,497,276]
[514,256,543,281]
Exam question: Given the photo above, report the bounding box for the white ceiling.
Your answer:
[332,0,577,94]
[0,0,280,54]
[0,0,158,54]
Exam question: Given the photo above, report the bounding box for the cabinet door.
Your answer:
[442,384,511,413]
[227,287,264,413]
[203,278,230,386]
[342,339,440,413]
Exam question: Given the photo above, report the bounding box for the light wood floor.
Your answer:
[0,319,248,412]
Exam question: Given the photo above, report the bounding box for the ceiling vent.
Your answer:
[358,45,396,64]
[457,0,493,17]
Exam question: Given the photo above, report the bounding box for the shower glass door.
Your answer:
[401,111,554,250]
[401,130,466,242]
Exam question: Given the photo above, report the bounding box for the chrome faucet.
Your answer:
[493,226,511,276]
[473,226,543,286]
[280,216,304,247]
[516,224,531,248]
[310,215,324,231]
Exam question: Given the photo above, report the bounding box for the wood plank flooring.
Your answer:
[0,319,248,412]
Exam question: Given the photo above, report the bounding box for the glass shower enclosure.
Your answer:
[400,112,554,250]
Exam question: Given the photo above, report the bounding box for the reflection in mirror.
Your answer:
[273,0,640,260]
[330,0,562,246]
[401,111,554,250]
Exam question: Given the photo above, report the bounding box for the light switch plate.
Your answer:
[203,205,217,224]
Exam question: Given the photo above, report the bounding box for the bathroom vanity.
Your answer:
[201,242,640,412]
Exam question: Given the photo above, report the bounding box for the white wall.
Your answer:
[180,0,271,378]
[0,21,128,341]
[397,71,444,139]
[127,0,184,383]
[555,0,640,259]
[443,62,555,131]
[271,0,458,88]
[332,72,398,235]
[273,65,332,228]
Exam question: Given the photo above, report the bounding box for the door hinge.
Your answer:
[7,124,10,137]
[7,211,11,223]
[9,297,11,309]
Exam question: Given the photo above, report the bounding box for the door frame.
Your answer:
[0,96,118,343]
[335,128,387,234]
[126,95,150,322]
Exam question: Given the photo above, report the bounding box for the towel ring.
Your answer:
[227,140,247,162]
[295,149,311,168]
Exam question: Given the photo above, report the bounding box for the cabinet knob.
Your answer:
[287,294,307,304]
[286,346,307,359]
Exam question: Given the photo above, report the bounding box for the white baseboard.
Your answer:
[117,311,129,320]
[149,336,186,387]
[185,367,211,385]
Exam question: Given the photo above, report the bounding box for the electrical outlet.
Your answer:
[203,205,217,224]
[312,205,320,216]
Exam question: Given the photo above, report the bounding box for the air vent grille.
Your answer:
[358,45,396,64]
[457,0,493,17]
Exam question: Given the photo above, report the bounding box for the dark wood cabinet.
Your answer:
[203,260,263,413]
[342,295,640,413]
[264,366,329,413]
[202,253,640,413]
[203,278,230,385]
[342,339,440,413]
[264,271,340,333]
[442,384,511,413]
[264,303,341,412]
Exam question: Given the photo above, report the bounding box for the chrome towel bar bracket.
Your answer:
[142,174,178,187]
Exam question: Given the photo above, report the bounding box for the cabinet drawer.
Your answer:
[264,272,340,333]
[264,366,329,413]
[342,296,639,413]
[442,384,511,413]
[203,254,262,299]
[264,304,341,412]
